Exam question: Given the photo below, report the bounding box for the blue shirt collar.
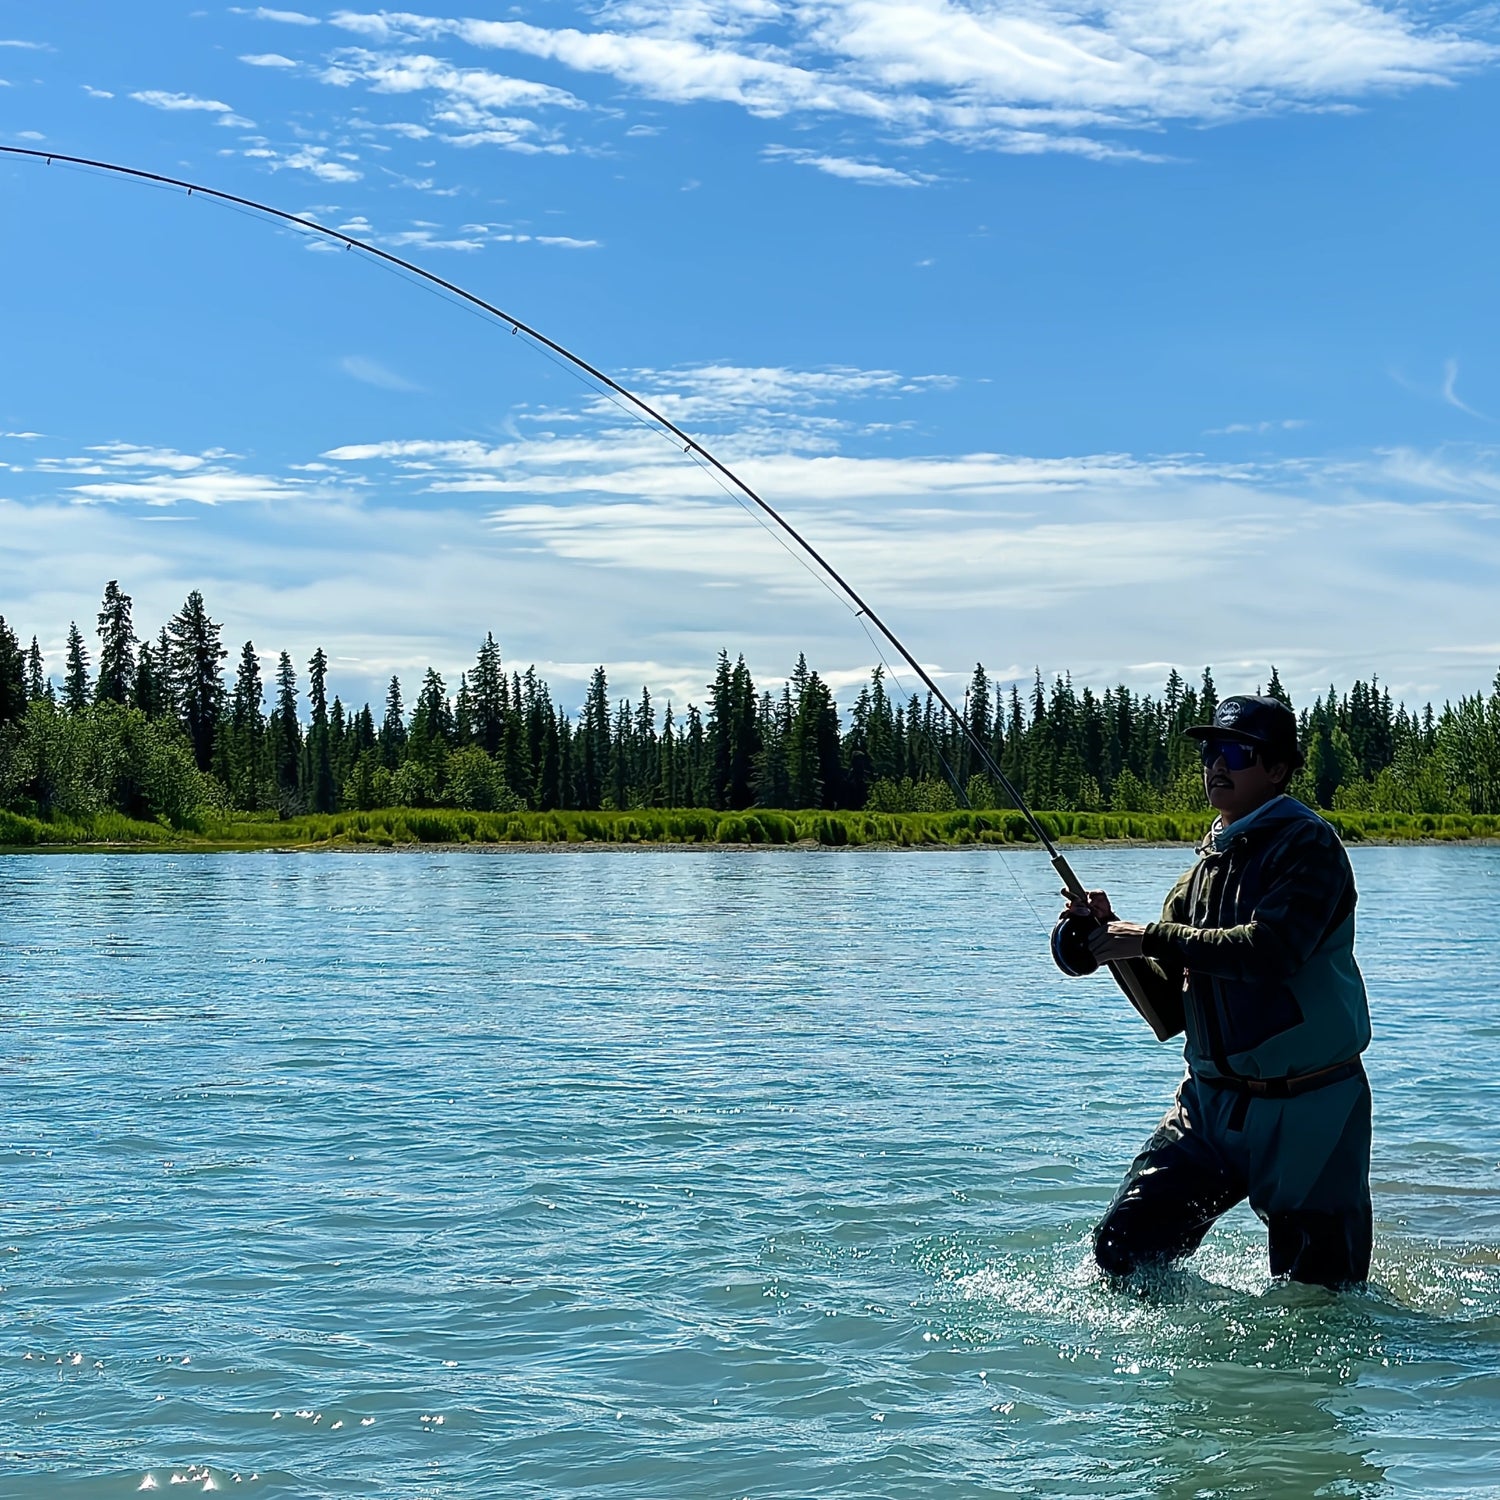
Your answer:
[1209,793,1288,853]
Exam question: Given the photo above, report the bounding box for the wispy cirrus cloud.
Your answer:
[231,6,321,24]
[763,144,936,187]
[130,88,236,113]
[340,354,422,391]
[27,441,350,507]
[1205,418,1309,436]
[1442,359,1491,421]
[315,209,598,252]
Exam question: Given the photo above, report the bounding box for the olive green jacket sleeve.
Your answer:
[1108,867,1193,1034]
[1140,823,1353,984]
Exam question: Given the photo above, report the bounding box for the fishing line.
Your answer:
[0,145,1160,972]
[852,611,1049,932]
[5,143,1184,1034]
[354,239,857,628]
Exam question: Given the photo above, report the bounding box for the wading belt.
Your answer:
[1201,1056,1365,1131]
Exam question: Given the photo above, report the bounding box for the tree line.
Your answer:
[3,581,1499,825]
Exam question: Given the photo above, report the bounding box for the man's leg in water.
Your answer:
[1094,1080,1247,1278]
[1252,1072,1373,1289]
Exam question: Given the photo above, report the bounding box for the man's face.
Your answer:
[1200,737,1288,823]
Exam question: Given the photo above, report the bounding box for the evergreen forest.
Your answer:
[4,582,1500,839]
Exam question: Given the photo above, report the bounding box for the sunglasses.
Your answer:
[1199,738,1260,771]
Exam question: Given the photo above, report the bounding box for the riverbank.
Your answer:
[4,805,1499,851]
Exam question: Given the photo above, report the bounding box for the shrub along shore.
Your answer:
[3,805,1497,852]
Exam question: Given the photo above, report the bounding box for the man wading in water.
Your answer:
[1064,695,1373,1288]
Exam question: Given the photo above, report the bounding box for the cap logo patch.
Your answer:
[1216,700,1242,725]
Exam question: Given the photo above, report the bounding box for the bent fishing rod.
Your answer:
[0,143,1169,1035]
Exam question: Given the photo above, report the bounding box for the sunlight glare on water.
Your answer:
[2,847,1498,1497]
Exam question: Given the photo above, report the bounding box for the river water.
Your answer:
[2,847,1498,1497]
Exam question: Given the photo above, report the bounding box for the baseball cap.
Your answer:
[1185,694,1304,769]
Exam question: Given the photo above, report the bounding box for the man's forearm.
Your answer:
[1142,919,1300,983]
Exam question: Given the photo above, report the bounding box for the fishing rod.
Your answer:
[0,143,1172,1037]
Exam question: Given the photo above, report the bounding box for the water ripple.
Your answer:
[1,847,1498,1496]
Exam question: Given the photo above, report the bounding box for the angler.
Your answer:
[1060,696,1373,1288]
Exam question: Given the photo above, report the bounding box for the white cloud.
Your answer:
[316,46,582,152]
[340,354,423,390]
[130,89,235,113]
[9,412,1500,712]
[251,143,364,181]
[25,441,343,508]
[0,39,46,49]
[81,85,115,99]
[241,52,300,67]
[764,144,935,186]
[321,2,1493,156]
[324,48,582,111]
[232,6,321,23]
[322,209,582,252]
[301,412,1500,705]
[1441,358,1490,421]
[1206,418,1309,436]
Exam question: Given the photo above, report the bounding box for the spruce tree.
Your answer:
[63,622,90,712]
[154,626,177,719]
[25,636,45,702]
[472,632,506,756]
[610,698,631,809]
[684,702,708,804]
[380,676,406,768]
[0,617,24,725]
[708,651,734,808]
[95,580,137,705]
[578,666,610,809]
[634,686,658,806]
[504,681,532,806]
[305,647,336,813]
[1200,667,1219,723]
[788,669,826,808]
[270,651,302,803]
[134,641,159,718]
[729,655,758,808]
[454,673,474,747]
[229,641,266,810]
[167,590,226,771]
[538,698,561,809]
[965,663,992,781]
[659,703,678,806]
[410,668,454,746]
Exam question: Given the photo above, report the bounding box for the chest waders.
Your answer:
[1093,807,1373,1289]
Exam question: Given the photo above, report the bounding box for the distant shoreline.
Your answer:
[7,837,1500,856]
[5,804,1498,854]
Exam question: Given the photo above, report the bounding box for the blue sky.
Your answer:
[2,1,1498,720]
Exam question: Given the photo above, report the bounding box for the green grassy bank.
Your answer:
[4,805,1500,851]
